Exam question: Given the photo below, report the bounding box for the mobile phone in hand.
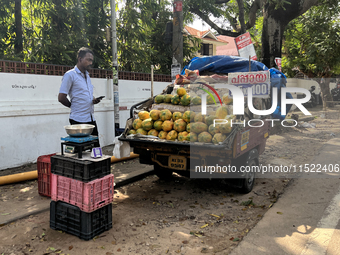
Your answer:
[97,96,105,100]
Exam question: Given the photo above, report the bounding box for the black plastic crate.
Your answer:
[51,155,111,182]
[50,201,112,240]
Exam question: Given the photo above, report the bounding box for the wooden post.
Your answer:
[249,56,251,72]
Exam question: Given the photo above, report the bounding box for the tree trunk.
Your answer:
[14,0,23,55]
[258,0,319,67]
[261,3,287,68]
[236,0,246,34]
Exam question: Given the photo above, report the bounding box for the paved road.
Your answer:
[230,138,340,255]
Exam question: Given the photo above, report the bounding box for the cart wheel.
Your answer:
[238,159,256,194]
[154,164,173,180]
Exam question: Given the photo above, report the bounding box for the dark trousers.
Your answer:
[69,118,100,147]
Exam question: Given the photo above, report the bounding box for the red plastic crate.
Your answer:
[51,174,114,213]
[37,153,56,197]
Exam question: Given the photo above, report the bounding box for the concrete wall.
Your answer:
[0,72,115,170]
[285,78,336,111]
[286,78,337,96]
[0,72,169,170]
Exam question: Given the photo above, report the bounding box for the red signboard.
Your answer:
[234,32,257,60]
[173,1,182,12]
[275,57,282,72]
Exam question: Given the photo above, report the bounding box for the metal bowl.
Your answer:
[64,124,95,137]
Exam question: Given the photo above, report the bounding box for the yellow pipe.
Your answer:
[0,171,38,186]
[0,153,139,186]
[111,152,139,163]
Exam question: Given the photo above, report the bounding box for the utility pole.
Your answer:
[111,0,120,135]
[111,0,118,84]
[172,0,183,71]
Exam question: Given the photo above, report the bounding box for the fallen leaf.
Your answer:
[117,248,121,252]
[182,240,188,244]
[277,212,283,215]
[209,214,220,218]
[111,241,116,245]
[69,246,73,250]
[150,244,161,249]
[1,213,10,216]
[200,224,209,229]
[233,220,239,224]
[233,238,240,242]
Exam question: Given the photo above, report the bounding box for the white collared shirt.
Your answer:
[59,66,95,122]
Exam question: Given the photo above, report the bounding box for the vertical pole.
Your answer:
[111,0,118,73]
[172,0,183,69]
[111,0,119,136]
[249,56,251,72]
[151,65,154,98]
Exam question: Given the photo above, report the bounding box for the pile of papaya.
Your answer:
[128,104,235,144]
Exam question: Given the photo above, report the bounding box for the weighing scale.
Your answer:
[61,135,99,158]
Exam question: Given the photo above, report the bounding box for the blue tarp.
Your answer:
[181,55,268,74]
[181,56,291,120]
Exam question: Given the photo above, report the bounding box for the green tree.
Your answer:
[117,0,199,74]
[0,0,198,74]
[0,0,18,60]
[184,0,331,67]
[283,2,340,109]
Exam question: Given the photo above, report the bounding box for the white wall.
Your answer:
[286,78,337,96]
[0,73,115,170]
[285,78,337,111]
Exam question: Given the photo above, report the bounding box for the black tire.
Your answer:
[154,164,173,180]
[238,159,257,194]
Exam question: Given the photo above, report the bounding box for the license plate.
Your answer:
[168,155,186,170]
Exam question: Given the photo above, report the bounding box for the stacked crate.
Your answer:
[37,153,57,197]
[49,153,113,240]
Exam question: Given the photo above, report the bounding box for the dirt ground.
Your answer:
[1,105,340,255]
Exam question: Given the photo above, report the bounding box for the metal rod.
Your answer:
[151,65,154,98]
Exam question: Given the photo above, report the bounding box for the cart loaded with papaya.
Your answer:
[118,56,291,193]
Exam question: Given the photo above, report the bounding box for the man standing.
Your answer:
[58,47,103,146]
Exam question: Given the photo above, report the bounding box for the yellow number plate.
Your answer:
[168,155,187,170]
